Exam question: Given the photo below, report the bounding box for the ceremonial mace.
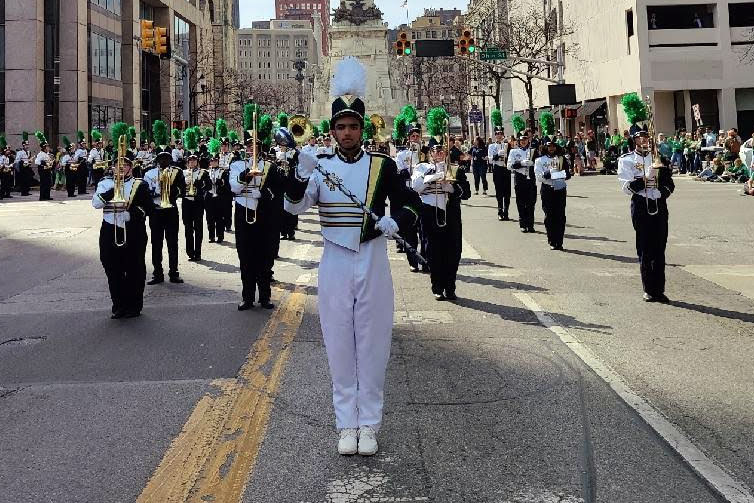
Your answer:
[275,128,428,266]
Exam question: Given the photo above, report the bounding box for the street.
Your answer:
[1,175,753,503]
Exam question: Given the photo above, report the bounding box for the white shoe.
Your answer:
[338,428,358,455]
[357,426,378,456]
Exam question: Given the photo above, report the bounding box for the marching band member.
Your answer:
[489,126,511,221]
[284,57,422,456]
[230,132,284,311]
[16,137,32,196]
[317,135,335,156]
[301,135,319,157]
[534,139,571,250]
[61,142,78,197]
[395,122,426,271]
[182,151,212,262]
[143,150,186,285]
[34,132,53,201]
[411,140,470,300]
[277,144,298,240]
[618,130,674,303]
[205,139,227,243]
[88,134,106,187]
[74,140,89,195]
[92,155,152,319]
[508,133,537,233]
[220,138,234,232]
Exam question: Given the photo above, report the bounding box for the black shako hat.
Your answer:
[332,96,365,123]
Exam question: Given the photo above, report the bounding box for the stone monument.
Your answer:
[310,0,402,129]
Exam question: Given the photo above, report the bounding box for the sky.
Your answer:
[239,0,468,29]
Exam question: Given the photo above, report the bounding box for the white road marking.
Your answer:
[462,237,481,260]
[513,291,754,503]
[684,265,754,301]
[394,310,454,325]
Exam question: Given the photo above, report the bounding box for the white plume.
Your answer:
[330,57,367,98]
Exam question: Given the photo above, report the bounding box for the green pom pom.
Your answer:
[491,109,503,127]
[319,119,330,133]
[512,115,526,134]
[621,93,647,125]
[426,107,449,137]
[400,105,418,124]
[22,131,29,142]
[172,128,181,141]
[62,136,71,148]
[127,126,136,141]
[183,127,198,151]
[312,126,321,138]
[152,120,168,146]
[203,127,214,139]
[277,112,289,128]
[228,130,239,143]
[392,115,407,141]
[215,118,228,139]
[0,135,6,149]
[244,103,261,132]
[91,130,103,142]
[110,122,129,143]
[539,112,555,137]
[259,114,273,143]
[76,130,85,142]
[362,118,376,140]
[34,130,47,144]
[208,138,221,156]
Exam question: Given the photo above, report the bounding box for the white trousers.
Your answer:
[318,236,394,431]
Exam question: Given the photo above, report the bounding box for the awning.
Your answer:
[578,99,606,117]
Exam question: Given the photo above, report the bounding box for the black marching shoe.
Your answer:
[656,293,671,304]
[410,266,420,273]
[521,228,528,233]
[217,238,224,243]
[528,227,535,233]
[434,293,446,301]
[237,300,254,311]
[642,293,657,303]
[111,309,127,319]
[124,309,141,318]
[187,256,197,262]
[209,238,216,243]
[147,276,164,285]
[498,214,504,221]
[169,276,184,284]
[445,291,457,301]
[502,214,510,221]
[259,300,275,310]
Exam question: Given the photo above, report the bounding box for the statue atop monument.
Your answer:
[332,0,384,26]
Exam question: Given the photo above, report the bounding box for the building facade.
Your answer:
[464,0,515,138]
[237,20,319,113]
[275,0,329,56]
[1,0,237,150]
[511,0,754,138]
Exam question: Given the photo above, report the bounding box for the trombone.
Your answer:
[110,135,128,247]
[643,96,662,216]
[245,111,263,224]
[432,118,454,228]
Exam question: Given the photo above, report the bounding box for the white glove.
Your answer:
[442,182,455,193]
[375,216,399,238]
[296,151,317,179]
[522,159,534,167]
[276,151,286,161]
[424,172,445,184]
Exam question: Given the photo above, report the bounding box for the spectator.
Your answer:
[725,158,749,183]
[704,127,717,147]
[670,133,686,173]
[724,130,741,162]
[585,130,598,171]
[657,133,672,162]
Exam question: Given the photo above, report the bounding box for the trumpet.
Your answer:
[245,111,263,224]
[110,135,129,247]
[94,160,108,171]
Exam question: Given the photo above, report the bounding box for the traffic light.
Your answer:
[155,26,169,57]
[395,32,412,57]
[141,20,154,51]
[458,29,476,56]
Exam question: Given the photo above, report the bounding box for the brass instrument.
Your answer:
[643,96,662,216]
[69,162,79,172]
[245,111,263,224]
[370,114,389,144]
[186,167,196,198]
[289,114,313,145]
[110,135,129,247]
[431,118,455,228]
[158,166,174,209]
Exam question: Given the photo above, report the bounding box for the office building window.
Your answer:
[174,15,189,58]
[91,0,120,16]
[89,104,123,132]
[90,32,121,81]
[647,4,715,30]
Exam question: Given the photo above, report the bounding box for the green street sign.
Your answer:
[480,49,507,61]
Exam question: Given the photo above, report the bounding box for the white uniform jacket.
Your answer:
[488,142,508,167]
[507,147,535,176]
[92,177,146,227]
[410,161,455,209]
[617,151,662,200]
[229,158,267,211]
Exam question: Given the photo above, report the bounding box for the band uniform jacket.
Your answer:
[488,142,509,167]
[92,176,153,227]
[284,149,422,253]
[183,167,212,201]
[229,156,286,226]
[617,151,674,201]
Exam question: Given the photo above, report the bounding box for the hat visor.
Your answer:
[332,109,364,123]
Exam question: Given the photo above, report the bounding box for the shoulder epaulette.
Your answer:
[317,152,335,160]
[619,152,632,158]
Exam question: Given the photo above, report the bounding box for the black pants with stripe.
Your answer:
[514,172,537,230]
[631,195,669,297]
[421,203,462,296]
[149,207,180,279]
[99,221,148,314]
[182,198,205,259]
[235,203,276,303]
[540,184,567,248]
[493,165,511,217]
[205,195,225,242]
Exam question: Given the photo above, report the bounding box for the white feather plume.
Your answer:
[330,57,367,98]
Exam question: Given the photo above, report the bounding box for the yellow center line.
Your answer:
[137,288,307,503]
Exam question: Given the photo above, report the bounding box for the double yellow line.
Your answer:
[137,289,306,503]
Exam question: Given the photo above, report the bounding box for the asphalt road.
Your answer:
[0,175,752,503]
